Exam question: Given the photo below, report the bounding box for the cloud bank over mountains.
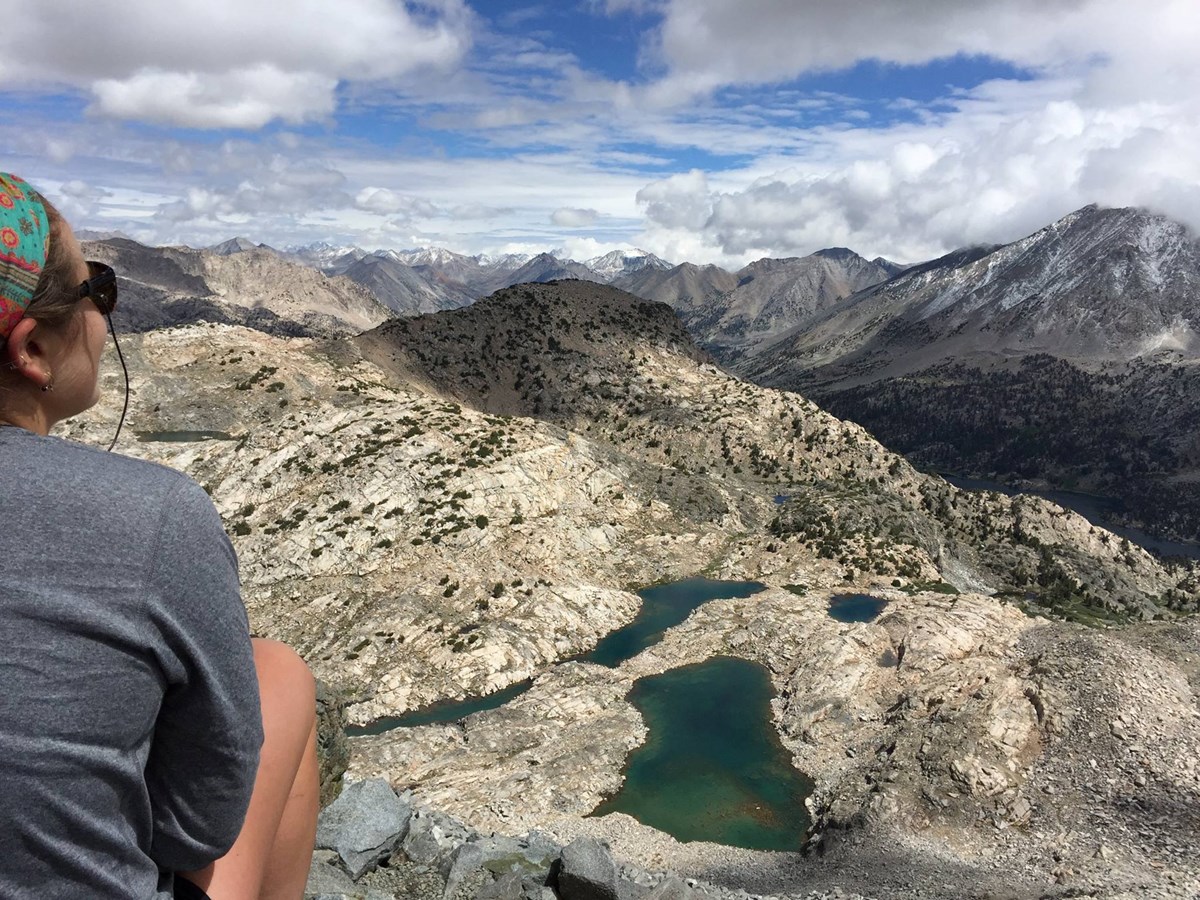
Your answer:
[2,0,1197,266]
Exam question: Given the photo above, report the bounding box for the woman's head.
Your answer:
[0,172,113,432]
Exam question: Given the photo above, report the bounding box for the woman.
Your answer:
[0,172,318,899]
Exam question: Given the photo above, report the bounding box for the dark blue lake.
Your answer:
[581,578,766,667]
[827,593,889,623]
[349,578,765,732]
[942,474,1200,560]
[590,656,813,851]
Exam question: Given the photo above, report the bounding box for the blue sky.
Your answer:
[2,0,1198,266]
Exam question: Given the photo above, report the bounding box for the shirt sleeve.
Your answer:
[143,477,263,873]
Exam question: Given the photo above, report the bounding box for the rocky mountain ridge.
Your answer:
[734,205,1200,544]
[84,237,391,337]
[615,249,900,364]
[741,204,1200,378]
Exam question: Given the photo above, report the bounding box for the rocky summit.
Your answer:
[61,268,1200,899]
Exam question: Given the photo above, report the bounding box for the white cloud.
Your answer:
[92,67,338,129]
[7,1,1200,266]
[0,0,472,129]
[645,0,1200,101]
[551,207,600,227]
[634,88,1200,264]
[355,188,439,218]
[635,170,712,230]
[597,0,1200,263]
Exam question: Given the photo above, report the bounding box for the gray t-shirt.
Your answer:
[0,427,262,898]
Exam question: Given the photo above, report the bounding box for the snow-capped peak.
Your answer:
[585,249,673,280]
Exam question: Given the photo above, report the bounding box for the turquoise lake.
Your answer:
[345,678,533,736]
[590,656,813,851]
[352,577,765,731]
[582,578,765,667]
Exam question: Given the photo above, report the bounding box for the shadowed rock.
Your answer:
[555,837,620,900]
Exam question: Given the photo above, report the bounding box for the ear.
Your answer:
[3,317,54,391]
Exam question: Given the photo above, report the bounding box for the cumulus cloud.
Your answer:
[92,67,338,129]
[551,207,600,227]
[635,170,712,230]
[645,0,1199,100]
[156,160,351,224]
[0,0,472,128]
[9,0,1200,265]
[356,188,441,218]
[612,0,1200,263]
[636,91,1200,264]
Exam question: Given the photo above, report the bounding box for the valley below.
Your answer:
[61,266,1200,898]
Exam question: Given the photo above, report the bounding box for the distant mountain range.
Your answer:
[82,237,389,337]
[88,204,1200,542]
[223,241,675,315]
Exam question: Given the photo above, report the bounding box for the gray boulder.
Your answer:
[316,778,412,879]
[644,877,692,900]
[521,874,557,900]
[306,855,361,896]
[402,806,478,867]
[442,841,487,900]
[476,871,525,900]
[555,837,619,900]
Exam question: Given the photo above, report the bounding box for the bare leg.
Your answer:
[180,638,318,900]
[260,716,319,900]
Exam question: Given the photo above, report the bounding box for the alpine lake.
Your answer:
[351,577,819,850]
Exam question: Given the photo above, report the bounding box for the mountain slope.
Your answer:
[745,205,1200,377]
[614,260,738,317]
[737,205,1200,543]
[585,249,673,281]
[84,238,391,336]
[356,280,1196,622]
[341,254,475,314]
[618,250,896,364]
[501,253,605,287]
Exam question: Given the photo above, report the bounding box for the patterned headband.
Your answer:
[0,172,51,341]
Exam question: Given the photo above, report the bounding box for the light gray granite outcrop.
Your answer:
[316,778,413,879]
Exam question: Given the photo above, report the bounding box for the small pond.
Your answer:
[582,578,765,668]
[590,656,813,851]
[827,593,889,623]
[135,430,234,442]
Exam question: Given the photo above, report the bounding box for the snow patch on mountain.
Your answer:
[584,249,673,281]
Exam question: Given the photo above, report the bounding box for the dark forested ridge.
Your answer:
[804,354,1200,544]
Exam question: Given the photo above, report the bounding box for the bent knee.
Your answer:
[251,638,316,718]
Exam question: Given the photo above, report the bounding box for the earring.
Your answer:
[41,372,53,392]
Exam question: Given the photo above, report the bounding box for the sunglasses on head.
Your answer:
[79,261,118,315]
